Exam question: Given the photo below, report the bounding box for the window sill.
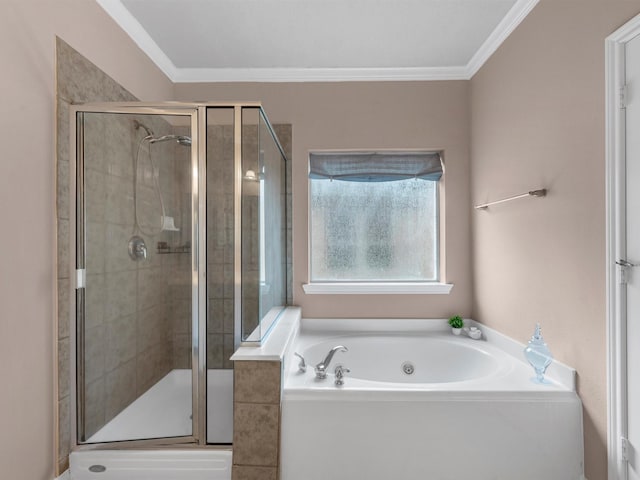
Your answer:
[302,282,454,295]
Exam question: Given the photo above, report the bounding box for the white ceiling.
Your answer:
[97,0,538,82]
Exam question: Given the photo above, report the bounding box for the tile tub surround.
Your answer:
[231,307,301,480]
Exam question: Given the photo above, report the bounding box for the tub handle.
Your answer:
[334,364,350,386]
[294,352,307,373]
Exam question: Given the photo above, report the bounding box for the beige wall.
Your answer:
[470,1,640,478]
[6,0,634,478]
[175,82,472,319]
[0,1,172,479]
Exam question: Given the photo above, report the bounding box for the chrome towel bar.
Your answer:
[474,189,547,210]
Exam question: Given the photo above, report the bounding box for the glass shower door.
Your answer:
[74,108,200,445]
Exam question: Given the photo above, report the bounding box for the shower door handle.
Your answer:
[617,259,638,268]
[617,259,639,284]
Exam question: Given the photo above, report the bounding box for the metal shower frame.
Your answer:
[69,102,288,451]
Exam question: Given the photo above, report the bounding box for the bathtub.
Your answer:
[70,369,233,480]
[281,318,584,480]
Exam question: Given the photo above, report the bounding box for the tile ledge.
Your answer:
[231,307,301,362]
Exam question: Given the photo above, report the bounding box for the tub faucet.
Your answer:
[315,345,348,379]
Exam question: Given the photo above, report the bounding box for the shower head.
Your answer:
[177,136,192,146]
[148,134,192,147]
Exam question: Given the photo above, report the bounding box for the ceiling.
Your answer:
[97,0,538,82]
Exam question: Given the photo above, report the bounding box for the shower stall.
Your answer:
[68,103,288,460]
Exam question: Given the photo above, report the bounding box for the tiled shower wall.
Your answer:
[56,38,137,472]
[206,122,292,366]
[80,111,177,440]
[206,124,236,369]
[56,39,191,470]
[57,38,292,475]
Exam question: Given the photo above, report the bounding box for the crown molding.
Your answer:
[96,0,178,80]
[98,0,538,83]
[172,66,470,83]
[465,0,539,78]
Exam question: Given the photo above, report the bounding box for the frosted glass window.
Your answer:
[310,173,439,282]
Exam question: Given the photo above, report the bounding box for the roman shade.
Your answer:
[309,151,443,182]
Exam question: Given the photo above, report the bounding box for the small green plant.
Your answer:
[448,315,464,329]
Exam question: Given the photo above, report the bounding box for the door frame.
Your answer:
[69,104,204,449]
[606,13,640,480]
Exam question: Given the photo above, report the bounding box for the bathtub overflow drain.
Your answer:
[402,362,415,375]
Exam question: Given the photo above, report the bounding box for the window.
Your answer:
[306,151,450,294]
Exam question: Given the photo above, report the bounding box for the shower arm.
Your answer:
[133,119,154,138]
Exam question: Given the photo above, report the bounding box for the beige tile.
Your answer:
[232,465,277,480]
[58,395,70,463]
[208,245,224,264]
[223,334,235,369]
[138,304,170,353]
[58,457,70,477]
[84,168,107,223]
[57,218,70,279]
[105,313,137,372]
[208,263,224,299]
[56,37,136,105]
[158,340,173,376]
[224,233,234,264]
[208,298,224,334]
[223,299,234,334]
[207,334,224,369]
[104,222,135,273]
[58,337,70,400]
[105,359,137,421]
[56,97,70,161]
[84,325,106,383]
[105,270,137,321]
[86,221,106,274]
[84,379,105,440]
[104,115,136,178]
[138,343,172,394]
[137,266,166,311]
[242,301,259,339]
[172,298,192,335]
[106,174,134,226]
[234,361,281,404]
[57,278,71,339]
[57,159,70,221]
[223,264,235,298]
[233,403,280,467]
[85,273,106,328]
[135,184,162,231]
[173,334,193,370]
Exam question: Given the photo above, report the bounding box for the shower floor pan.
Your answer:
[71,369,233,480]
[87,369,233,443]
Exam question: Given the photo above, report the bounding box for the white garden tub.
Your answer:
[281,318,584,480]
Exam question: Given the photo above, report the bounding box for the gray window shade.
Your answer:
[309,151,443,182]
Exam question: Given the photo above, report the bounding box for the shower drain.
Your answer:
[402,362,415,375]
[88,465,106,473]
